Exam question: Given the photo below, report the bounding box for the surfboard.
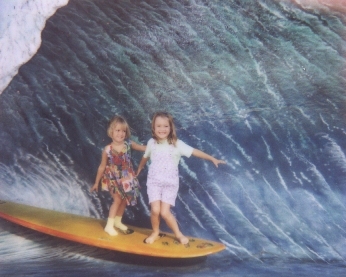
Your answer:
[0,200,225,259]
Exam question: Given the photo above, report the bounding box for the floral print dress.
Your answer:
[101,140,140,206]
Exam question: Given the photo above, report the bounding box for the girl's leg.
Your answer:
[105,192,122,236]
[114,198,128,231]
[108,191,122,218]
[160,202,189,245]
[144,200,161,244]
[116,198,127,217]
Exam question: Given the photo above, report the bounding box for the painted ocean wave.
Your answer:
[0,0,346,276]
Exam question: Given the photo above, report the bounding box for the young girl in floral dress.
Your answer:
[91,115,145,236]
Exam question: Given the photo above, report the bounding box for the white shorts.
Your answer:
[147,181,179,206]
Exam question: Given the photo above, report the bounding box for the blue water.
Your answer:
[0,0,346,276]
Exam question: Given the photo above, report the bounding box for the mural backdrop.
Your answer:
[0,0,346,276]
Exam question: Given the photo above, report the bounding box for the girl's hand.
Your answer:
[90,183,98,192]
[212,158,226,167]
[136,157,149,176]
[135,168,142,177]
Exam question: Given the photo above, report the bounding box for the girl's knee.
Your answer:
[160,209,172,220]
[159,202,172,219]
[151,206,160,216]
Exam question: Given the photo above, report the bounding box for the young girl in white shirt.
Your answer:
[137,112,225,244]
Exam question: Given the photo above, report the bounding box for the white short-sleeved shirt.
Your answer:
[143,138,193,165]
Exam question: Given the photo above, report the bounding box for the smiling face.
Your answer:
[151,112,177,145]
[154,116,171,141]
[107,116,131,142]
[110,123,127,144]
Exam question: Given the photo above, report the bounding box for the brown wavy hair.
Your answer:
[107,115,131,139]
[151,111,177,145]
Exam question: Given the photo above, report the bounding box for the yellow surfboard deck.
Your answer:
[0,200,225,259]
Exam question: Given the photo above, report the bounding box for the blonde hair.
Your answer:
[151,111,177,145]
[107,115,131,139]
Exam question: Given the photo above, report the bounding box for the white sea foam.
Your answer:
[0,149,94,217]
[215,176,279,252]
[238,178,313,258]
[321,134,346,173]
[295,106,315,125]
[176,194,205,230]
[250,52,284,107]
[245,119,253,133]
[258,0,286,20]
[179,158,198,181]
[304,190,327,212]
[275,167,291,195]
[306,162,346,212]
[281,150,292,167]
[300,172,311,183]
[0,0,69,94]
[263,177,344,260]
[218,129,253,163]
[262,117,280,141]
[306,246,328,263]
[293,171,303,185]
[262,136,273,161]
[203,185,225,216]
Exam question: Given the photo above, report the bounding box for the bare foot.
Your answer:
[144,232,160,244]
[176,235,189,245]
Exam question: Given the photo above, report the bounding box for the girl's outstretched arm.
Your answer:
[131,140,146,152]
[136,157,149,176]
[90,149,107,192]
[192,149,226,167]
